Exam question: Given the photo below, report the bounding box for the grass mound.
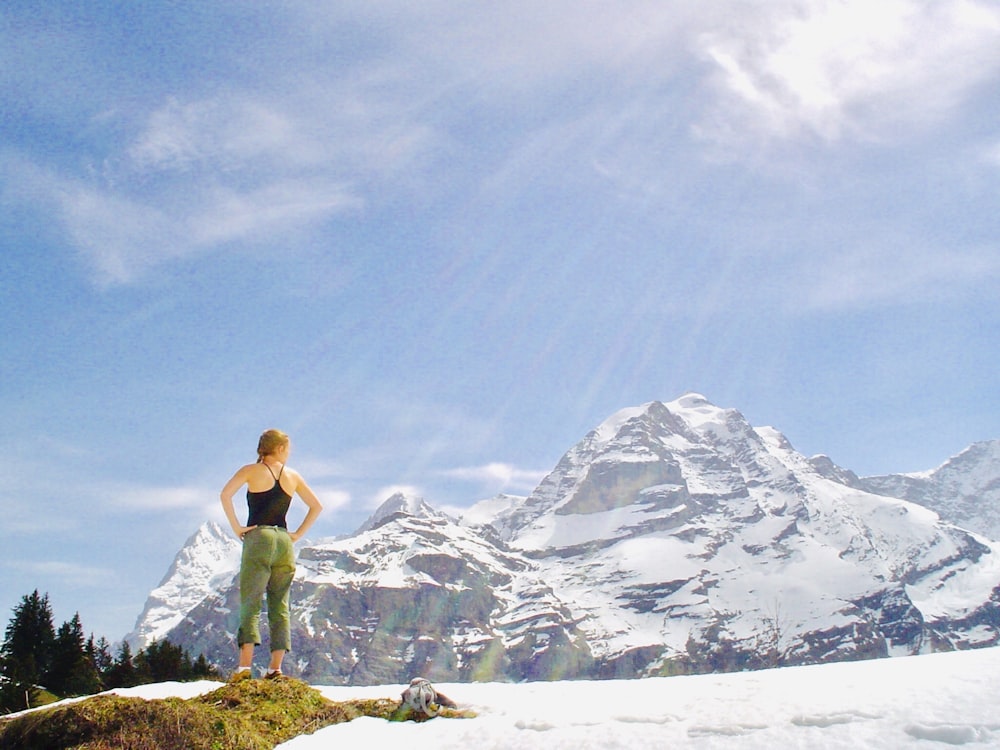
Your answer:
[0,677,469,750]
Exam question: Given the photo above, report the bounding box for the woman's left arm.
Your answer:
[289,473,323,542]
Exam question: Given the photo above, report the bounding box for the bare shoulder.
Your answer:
[222,463,263,496]
[287,468,321,506]
[285,466,307,487]
[241,462,271,480]
[226,463,259,483]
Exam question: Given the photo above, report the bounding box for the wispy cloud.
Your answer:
[307,486,352,513]
[53,164,361,285]
[696,0,1000,148]
[95,478,355,535]
[438,462,546,493]
[5,73,418,284]
[188,178,360,245]
[7,560,116,589]
[58,182,187,284]
[8,515,77,536]
[7,0,1000,306]
[791,240,1000,313]
[126,96,310,173]
[102,483,217,512]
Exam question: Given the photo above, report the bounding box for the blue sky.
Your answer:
[2,1,999,642]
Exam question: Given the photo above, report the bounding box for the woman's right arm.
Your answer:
[220,465,256,539]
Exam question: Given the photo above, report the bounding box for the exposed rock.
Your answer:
[129,396,1000,684]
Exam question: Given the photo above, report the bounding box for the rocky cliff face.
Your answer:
[858,440,1000,540]
[151,500,594,684]
[127,522,241,651]
[128,395,1000,683]
[485,395,1000,675]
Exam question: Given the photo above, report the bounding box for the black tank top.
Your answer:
[246,463,292,528]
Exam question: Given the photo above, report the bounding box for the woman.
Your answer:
[220,429,323,680]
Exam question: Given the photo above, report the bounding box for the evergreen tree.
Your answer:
[136,639,189,683]
[1,591,220,710]
[105,640,138,689]
[0,590,56,712]
[88,636,113,687]
[191,652,220,680]
[48,614,101,697]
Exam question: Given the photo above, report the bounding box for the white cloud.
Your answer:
[307,486,352,513]
[12,0,1000,291]
[7,560,116,588]
[7,514,77,536]
[697,0,1000,147]
[47,164,360,285]
[58,183,188,284]
[14,75,423,285]
[188,178,360,245]
[788,239,1000,312]
[289,1,694,84]
[101,477,353,514]
[127,96,307,172]
[438,462,546,492]
[104,483,216,512]
[82,479,218,520]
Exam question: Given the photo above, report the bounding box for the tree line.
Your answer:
[0,590,219,713]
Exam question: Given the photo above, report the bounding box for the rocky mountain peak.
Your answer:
[127,521,241,650]
[937,440,1000,483]
[128,396,1000,684]
[495,394,800,551]
[808,453,862,487]
[859,438,1000,540]
[353,491,440,535]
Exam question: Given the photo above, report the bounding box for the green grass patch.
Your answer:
[0,678,473,749]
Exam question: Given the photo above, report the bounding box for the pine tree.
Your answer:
[48,613,101,697]
[88,635,113,687]
[1,592,220,710]
[191,652,220,680]
[0,590,57,711]
[136,640,189,683]
[105,640,138,689]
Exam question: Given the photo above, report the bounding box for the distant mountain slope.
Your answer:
[127,522,241,650]
[128,395,1000,682]
[484,395,1000,674]
[858,440,1000,540]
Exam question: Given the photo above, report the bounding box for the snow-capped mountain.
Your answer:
[146,493,591,683]
[351,491,443,535]
[128,395,1000,682]
[858,440,1000,541]
[489,395,1000,675]
[127,521,242,650]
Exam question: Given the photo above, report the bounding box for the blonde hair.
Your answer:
[256,429,289,462]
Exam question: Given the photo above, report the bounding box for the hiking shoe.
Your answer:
[264,669,285,680]
[229,668,253,683]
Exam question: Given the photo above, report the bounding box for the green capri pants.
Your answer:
[238,526,295,652]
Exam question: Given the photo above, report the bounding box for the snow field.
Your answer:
[22,645,1000,748]
[285,647,1000,749]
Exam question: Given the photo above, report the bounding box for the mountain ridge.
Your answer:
[127,395,1000,683]
[858,439,1000,540]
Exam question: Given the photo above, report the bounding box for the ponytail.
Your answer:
[257,429,289,462]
